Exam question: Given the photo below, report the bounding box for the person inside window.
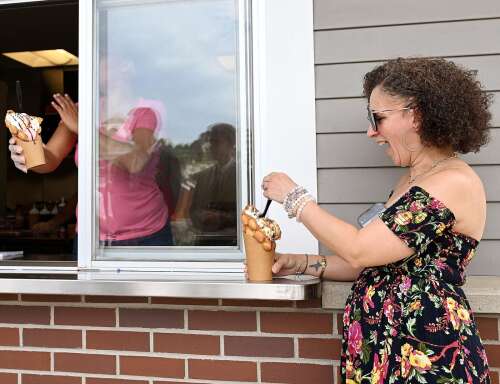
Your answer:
[262,57,491,382]
[8,60,173,255]
[189,123,237,246]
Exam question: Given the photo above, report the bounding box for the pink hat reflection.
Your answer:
[105,98,166,143]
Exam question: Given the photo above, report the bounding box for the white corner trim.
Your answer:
[252,0,318,254]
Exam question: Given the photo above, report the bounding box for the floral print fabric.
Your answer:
[342,186,490,383]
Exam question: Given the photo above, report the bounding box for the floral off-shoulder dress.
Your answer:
[342,186,490,383]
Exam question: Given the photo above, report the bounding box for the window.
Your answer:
[78,0,318,270]
[0,0,317,273]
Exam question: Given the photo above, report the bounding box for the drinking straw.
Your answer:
[260,199,272,218]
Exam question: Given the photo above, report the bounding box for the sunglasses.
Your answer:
[366,104,413,132]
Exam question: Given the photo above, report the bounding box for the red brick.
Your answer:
[55,307,116,327]
[189,310,256,331]
[55,353,116,374]
[299,338,342,360]
[152,297,219,306]
[491,371,499,384]
[0,294,18,301]
[476,317,499,340]
[225,336,294,357]
[189,359,257,381]
[0,327,19,346]
[296,298,323,308]
[221,299,293,307]
[21,294,81,302]
[85,296,148,303]
[24,328,82,348]
[154,333,219,355]
[337,313,344,335]
[0,372,17,384]
[0,305,50,325]
[22,374,81,384]
[87,330,149,352]
[119,308,183,329]
[261,362,333,384]
[120,356,184,378]
[87,379,147,384]
[485,345,500,367]
[0,350,50,370]
[261,312,333,334]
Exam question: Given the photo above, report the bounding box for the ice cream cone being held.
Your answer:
[5,110,46,170]
[242,204,281,282]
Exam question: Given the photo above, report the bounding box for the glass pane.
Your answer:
[95,0,243,254]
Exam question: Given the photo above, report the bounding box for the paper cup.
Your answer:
[244,232,274,282]
[17,137,46,169]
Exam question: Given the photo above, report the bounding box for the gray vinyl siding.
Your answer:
[313,0,500,275]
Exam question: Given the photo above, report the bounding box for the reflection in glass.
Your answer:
[96,0,240,250]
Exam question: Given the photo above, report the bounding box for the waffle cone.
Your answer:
[244,232,274,282]
[17,136,45,169]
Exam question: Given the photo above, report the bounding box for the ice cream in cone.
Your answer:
[242,204,281,282]
[5,110,46,169]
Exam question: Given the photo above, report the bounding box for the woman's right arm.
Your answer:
[9,120,77,174]
[273,253,363,282]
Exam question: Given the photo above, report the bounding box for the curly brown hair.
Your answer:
[363,57,492,153]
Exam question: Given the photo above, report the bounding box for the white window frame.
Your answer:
[0,0,317,273]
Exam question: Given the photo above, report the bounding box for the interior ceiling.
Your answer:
[0,0,78,65]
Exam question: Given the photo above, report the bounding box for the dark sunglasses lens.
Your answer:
[367,109,377,131]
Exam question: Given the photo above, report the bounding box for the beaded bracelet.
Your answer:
[283,186,308,218]
[296,195,315,222]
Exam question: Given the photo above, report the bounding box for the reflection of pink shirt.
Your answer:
[76,107,168,241]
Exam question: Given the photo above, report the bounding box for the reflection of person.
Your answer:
[262,58,491,381]
[8,93,173,255]
[189,123,236,244]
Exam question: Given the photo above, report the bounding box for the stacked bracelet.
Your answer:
[296,195,315,222]
[283,186,316,219]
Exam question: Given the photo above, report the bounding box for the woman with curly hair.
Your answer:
[261,57,492,382]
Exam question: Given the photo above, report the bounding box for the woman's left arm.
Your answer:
[298,202,413,268]
[262,171,460,269]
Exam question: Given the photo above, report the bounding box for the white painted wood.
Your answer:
[78,0,93,269]
[316,56,500,99]
[321,203,500,240]
[313,0,500,30]
[318,166,500,203]
[316,92,500,133]
[252,0,318,254]
[315,20,500,64]
[317,129,500,168]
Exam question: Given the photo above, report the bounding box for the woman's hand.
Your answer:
[261,172,298,203]
[52,94,78,134]
[8,137,27,173]
[272,253,306,276]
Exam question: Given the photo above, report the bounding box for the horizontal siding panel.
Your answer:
[314,0,500,30]
[321,203,500,240]
[317,129,500,168]
[315,19,500,64]
[468,241,500,275]
[316,92,500,133]
[316,56,500,99]
[318,240,499,276]
[318,166,500,203]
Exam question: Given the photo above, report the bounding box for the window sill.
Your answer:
[0,272,320,301]
[322,276,500,314]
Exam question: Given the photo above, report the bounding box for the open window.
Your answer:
[0,0,78,265]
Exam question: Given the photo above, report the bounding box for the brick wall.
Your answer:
[0,293,498,383]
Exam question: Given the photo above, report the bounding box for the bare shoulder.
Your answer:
[418,161,486,239]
